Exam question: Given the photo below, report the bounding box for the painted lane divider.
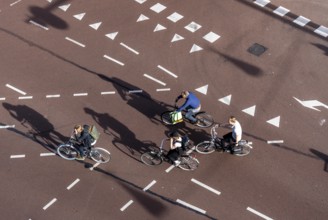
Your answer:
[65,37,86,48]
[120,200,133,211]
[18,96,33,100]
[40,153,56,157]
[191,178,221,196]
[120,42,139,55]
[46,94,61,98]
[247,207,274,220]
[0,125,15,129]
[6,84,26,95]
[176,199,206,214]
[128,90,143,93]
[267,140,284,144]
[10,0,22,7]
[43,198,57,210]
[101,91,116,95]
[156,88,170,92]
[73,93,88,96]
[89,162,100,171]
[103,54,125,66]
[143,74,166,86]
[143,180,156,191]
[67,178,80,190]
[157,65,178,78]
[10,154,25,159]
[29,20,49,30]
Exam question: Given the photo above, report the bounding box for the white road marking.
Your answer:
[18,96,33,99]
[314,25,328,37]
[165,165,175,173]
[67,178,80,190]
[254,0,270,7]
[267,140,284,144]
[89,22,102,30]
[120,42,139,55]
[156,88,170,92]
[273,6,290,17]
[195,85,208,95]
[157,65,178,78]
[266,116,280,127]
[103,54,125,66]
[65,37,85,47]
[101,91,116,95]
[293,16,310,27]
[143,74,166,86]
[203,31,221,43]
[6,84,26,95]
[73,93,88,96]
[150,3,166,13]
[10,0,22,6]
[0,97,6,100]
[89,162,100,171]
[29,20,49,30]
[136,14,149,22]
[191,178,221,195]
[46,94,60,98]
[128,90,143,93]
[40,153,56,157]
[43,198,57,210]
[120,200,133,211]
[10,154,25,158]
[176,199,206,214]
[143,180,156,191]
[0,125,15,129]
[247,207,274,220]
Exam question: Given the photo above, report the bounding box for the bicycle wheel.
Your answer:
[90,147,111,163]
[161,111,174,125]
[195,112,214,128]
[195,141,216,154]
[57,144,78,160]
[141,152,163,166]
[178,155,199,171]
[234,145,251,156]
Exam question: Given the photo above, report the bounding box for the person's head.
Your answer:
[169,130,180,139]
[228,116,237,125]
[181,91,189,98]
[74,125,83,133]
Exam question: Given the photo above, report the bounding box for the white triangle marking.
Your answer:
[190,44,203,53]
[171,34,184,42]
[154,24,166,32]
[137,14,149,22]
[267,116,280,127]
[242,105,256,116]
[74,13,86,20]
[218,95,231,105]
[89,22,102,30]
[195,85,208,95]
[105,32,118,40]
[59,4,71,11]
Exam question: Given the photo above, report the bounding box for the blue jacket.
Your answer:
[177,92,200,112]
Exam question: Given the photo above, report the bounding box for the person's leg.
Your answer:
[186,109,198,123]
[222,132,233,151]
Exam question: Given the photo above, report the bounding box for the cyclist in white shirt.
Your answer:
[222,116,242,153]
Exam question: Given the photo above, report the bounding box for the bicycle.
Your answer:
[141,138,199,171]
[161,108,214,128]
[57,139,111,163]
[195,124,253,156]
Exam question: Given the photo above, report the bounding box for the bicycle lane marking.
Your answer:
[191,178,221,196]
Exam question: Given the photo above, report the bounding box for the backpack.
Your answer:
[88,125,100,140]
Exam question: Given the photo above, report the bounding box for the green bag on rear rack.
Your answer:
[89,125,100,140]
[170,111,183,124]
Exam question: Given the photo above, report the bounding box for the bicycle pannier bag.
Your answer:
[170,111,183,124]
[89,125,100,140]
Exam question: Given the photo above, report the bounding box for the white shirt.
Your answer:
[232,121,242,140]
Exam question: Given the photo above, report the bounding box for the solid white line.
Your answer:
[73,93,88,96]
[0,125,15,129]
[89,162,100,171]
[10,0,22,6]
[157,65,178,78]
[267,140,284,144]
[191,178,221,195]
[0,97,6,100]
[156,88,171,92]
[120,200,133,211]
[10,154,25,158]
[46,94,60,98]
[65,37,86,47]
[176,199,206,214]
[247,207,273,220]
[143,74,166,86]
[18,96,33,99]
[165,165,175,173]
[128,90,143,93]
[103,54,125,66]
[43,198,57,210]
[6,84,26,95]
[120,42,139,55]
[40,153,56,157]
[29,20,49,30]
[67,178,80,190]
[143,180,156,191]
[101,91,116,95]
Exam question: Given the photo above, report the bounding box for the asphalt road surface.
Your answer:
[0,0,327,219]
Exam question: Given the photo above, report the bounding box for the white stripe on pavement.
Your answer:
[247,207,274,220]
[143,180,156,191]
[191,178,221,195]
[67,178,80,190]
[120,200,133,211]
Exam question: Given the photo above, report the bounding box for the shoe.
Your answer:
[174,160,181,166]
[76,155,85,160]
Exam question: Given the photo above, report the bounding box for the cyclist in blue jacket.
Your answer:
[175,91,201,123]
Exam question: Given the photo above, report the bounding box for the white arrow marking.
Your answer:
[294,97,328,111]
[171,34,184,42]
[190,44,203,53]
[73,13,86,20]
[89,22,102,30]
[219,94,231,105]
[242,105,256,116]
[105,32,118,40]
[137,14,149,22]
[195,85,208,95]
[267,116,280,127]
[154,24,166,32]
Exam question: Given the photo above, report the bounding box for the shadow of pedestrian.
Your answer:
[2,102,67,152]
[310,148,328,172]
[27,0,70,29]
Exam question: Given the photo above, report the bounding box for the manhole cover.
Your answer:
[247,43,267,56]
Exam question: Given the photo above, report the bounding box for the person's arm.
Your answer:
[177,98,191,112]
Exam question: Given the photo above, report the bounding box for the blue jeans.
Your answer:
[185,108,200,123]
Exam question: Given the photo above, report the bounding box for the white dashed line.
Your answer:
[143,74,166,86]
[247,207,274,220]
[156,88,171,92]
[157,65,178,78]
[89,162,100,171]
[120,200,133,211]
[73,93,88,96]
[267,140,284,144]
[103,54,125,66]
[128,90,143,93]
[46,94,61,98]
[65,37,86,47]
[40,153,56,157]
[176,199,206,214]
[120,42,139,55]
[29,20,49,30]
[293,16,310,27]
[18,96,33,99]
[10,154,25,158]
[6,84,26,95]
[101,91,116,95]
[165,165,175,173]
[0,125,15,129]
[43,198,57,210]
[191,178,221,195]
[10,0,22,6]
[143,180,156,191]
[67,178,80,190]
[0,97,6,100]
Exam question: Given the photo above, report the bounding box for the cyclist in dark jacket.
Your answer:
[72,124,94,160]
[175,91,201,123]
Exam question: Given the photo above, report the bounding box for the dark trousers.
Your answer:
[222,132,236,152]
